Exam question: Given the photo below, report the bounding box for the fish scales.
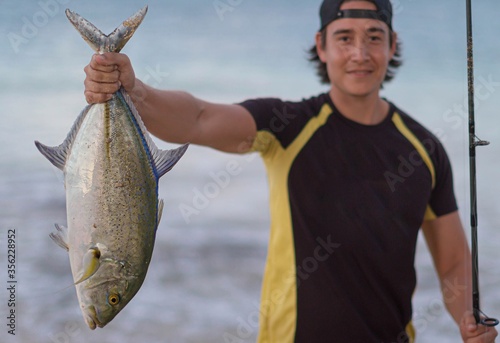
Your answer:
[34,6,188,329]
[66,95,157,278]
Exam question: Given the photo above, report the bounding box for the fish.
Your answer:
[34,6,188,329]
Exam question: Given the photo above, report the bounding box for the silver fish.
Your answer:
[35,6,188,329]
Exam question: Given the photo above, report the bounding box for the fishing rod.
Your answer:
[465,0,498,327]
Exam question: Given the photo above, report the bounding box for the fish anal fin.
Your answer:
[74,247,101,285]
[116,89,188,178]
[153,144,189,178]
[35,105,91,170]
[35,142,67,171]
[49,223,69,251]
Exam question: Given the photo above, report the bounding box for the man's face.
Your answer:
[316,0,397,98]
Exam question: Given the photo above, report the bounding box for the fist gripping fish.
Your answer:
[35,6,188,329]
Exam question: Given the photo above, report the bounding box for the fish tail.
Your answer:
[65,6,148,53]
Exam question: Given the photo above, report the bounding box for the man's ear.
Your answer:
[389,31,398,59]
[315,31,327,63]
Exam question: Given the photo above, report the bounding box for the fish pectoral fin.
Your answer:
[49,223,69,251]
[74,247,101,285]
[152,144,189,178]
[157,199,164,227]
[65,6,148,53]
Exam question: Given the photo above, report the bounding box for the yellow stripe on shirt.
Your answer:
[254,103,333,343]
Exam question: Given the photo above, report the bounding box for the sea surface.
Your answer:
[1,0,500,342]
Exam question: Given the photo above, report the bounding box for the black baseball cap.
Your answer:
[319,0,393,31]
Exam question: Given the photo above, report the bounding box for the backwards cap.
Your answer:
[319,0,393,31]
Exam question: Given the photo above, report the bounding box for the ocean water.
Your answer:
[1,0,500,342]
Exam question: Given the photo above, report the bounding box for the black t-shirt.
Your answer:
[239,93,457,343]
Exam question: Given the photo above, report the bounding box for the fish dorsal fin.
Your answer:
[49,223,69,251]
[65,6,148,53]
[118,89,189,179]
[74,247,101,285]
[34,105,91,170]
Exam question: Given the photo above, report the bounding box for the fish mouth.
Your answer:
[84,305,104,330]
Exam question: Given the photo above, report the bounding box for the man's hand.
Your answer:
[83,52,135,104]
[460,311,498,342]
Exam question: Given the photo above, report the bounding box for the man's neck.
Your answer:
[329,89,389,126]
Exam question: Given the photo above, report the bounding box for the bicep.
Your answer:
[195,101,257,153]
[422,211,471,278]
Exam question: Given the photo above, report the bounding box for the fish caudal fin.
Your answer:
[65,6,148,53]
[50,223,69,251]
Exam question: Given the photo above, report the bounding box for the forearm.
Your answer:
[440,255,472,325]
[129,79,204,144]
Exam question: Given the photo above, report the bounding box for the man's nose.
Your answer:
[350,40,370,62]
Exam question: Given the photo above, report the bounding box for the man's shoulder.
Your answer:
[391,104,441,141]
[390,103,450,163]
[241,93,332,152]
[240,92,331,115]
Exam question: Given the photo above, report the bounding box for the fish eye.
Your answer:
[108,293,121,306]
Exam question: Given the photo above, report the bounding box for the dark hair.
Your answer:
[308,29,403,85]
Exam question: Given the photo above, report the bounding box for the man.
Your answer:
[83,0,498,341]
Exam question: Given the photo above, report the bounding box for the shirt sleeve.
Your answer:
[239,97,305,154]
[427,137,458,218]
